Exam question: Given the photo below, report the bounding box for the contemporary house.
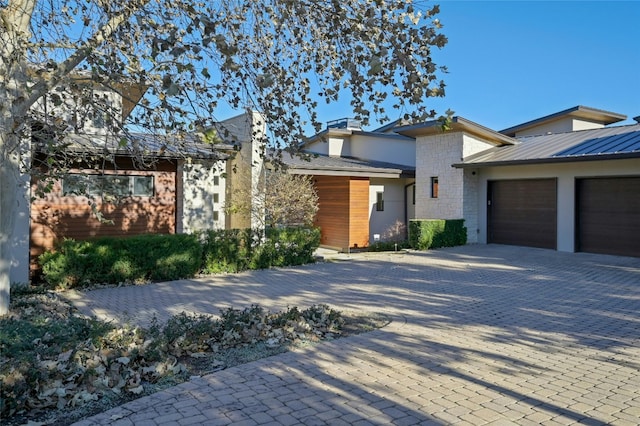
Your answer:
[12,100,638,284]
[22,78,265,278]
[298,106,640,258]
[284,118,416,251]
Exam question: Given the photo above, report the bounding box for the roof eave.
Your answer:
[285,164,414,178]
[453,151,640,168]
[500,106,627,137]
[395,117,517,146]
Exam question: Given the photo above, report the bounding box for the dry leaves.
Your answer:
[2,294,345,422]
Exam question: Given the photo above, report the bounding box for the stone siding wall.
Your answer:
[416,132,493,243]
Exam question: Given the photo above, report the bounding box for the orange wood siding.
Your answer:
[313,176,369,251]
[348,177,370,248]
[314,176,350,250]
[30,159,177,273]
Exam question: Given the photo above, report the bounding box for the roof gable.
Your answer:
[500,106,626,137]
[395,116,517,146]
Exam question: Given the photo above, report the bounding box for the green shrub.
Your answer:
[202,227,320,273]
[409,219,467,250]
[200,229,258,274]
[257,227,321,267]
[40,234,202,288]
[40,227,320,288]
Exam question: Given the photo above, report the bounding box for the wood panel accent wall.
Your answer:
[313,175,369,251]
[30,158,177,273]
[348,177,370,249]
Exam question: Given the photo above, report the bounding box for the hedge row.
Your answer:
[39,227,321,289]
[408,219,467,250]
[201,227,321,273]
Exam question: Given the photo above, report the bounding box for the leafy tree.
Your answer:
[226,170,319,229]
[0,0,447,314]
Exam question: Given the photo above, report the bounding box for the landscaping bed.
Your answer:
[1,288,390,426]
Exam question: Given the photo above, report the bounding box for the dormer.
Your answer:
[31,73,148,136]
[500,106,626,138]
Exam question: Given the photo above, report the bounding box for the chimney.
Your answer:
[633,115,640,124]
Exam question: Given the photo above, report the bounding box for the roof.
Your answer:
[277,152,415,179]
[301,123,413,148]
[395,116,517,146]
[44,132,235,160]
[373,119,405,133]
[500,105,627,137]
[454,123,640,168]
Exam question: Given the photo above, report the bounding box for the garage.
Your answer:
[576,177,640,257]
[487,179,557,249]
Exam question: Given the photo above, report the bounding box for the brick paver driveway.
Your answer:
[69,245,640,425]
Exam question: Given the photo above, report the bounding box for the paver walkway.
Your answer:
[67,245,640,425]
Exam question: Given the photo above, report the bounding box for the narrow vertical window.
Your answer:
[376,191,384,211]
[431,177,439,198]
[213,193,219,204]
[412,184,416,205]
[213,176,220,186]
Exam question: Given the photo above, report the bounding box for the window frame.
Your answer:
[430,177,439,199]
[376,191,384,211]
[62,174,154,198]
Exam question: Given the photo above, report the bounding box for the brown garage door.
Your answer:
[576,177,640,257]
[488,179,557,249]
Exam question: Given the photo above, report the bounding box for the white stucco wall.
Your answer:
[406,182,416,221]
[514,117,605,137]
[304,132,415,166]
[350,134,416,166]
[33,87,122,135]
[328,136,351,157]
[369,178,410,242]
[462,168,480,243]
[475,158,640,252]
[219,111,266,229]
[177,159,226,234]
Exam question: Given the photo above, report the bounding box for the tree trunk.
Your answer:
[0,124,22,316]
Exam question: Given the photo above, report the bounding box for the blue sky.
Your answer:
[315,0,640,132]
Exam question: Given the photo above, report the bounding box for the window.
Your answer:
[431,177,439,198]
[213,193,219,204]
[412,185,416,205]
[63,174,154,197]
[133,176,154,196]
[213,176,220,186]
[376,191,384,211]
[92,111,106,129]
[213,211,220,221]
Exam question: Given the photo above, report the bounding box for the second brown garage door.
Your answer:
[488,179,557,249]
[576,177,640,257]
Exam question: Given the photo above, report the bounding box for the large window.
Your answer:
[63,174,154,197]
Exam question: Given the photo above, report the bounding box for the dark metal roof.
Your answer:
[279,152,415,178]
[53,132,234,160]
[455,124,640,168]
[500,105,626,137]
[554,129,640,156]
